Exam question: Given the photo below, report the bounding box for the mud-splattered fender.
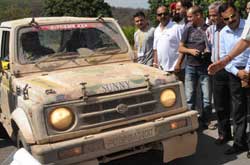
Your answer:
[11,108,35,144]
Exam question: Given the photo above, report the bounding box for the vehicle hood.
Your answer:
[13,63,177,104]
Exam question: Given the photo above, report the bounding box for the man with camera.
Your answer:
[178,6,213,129]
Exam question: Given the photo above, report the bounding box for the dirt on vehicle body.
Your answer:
[0,17,198,165]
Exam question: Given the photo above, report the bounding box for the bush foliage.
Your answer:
[44,0,112,17]
[122,26,136,46]
[0,0,112,22]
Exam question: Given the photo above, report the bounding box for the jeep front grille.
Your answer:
[78,92,157,129]
[45,84,183,136]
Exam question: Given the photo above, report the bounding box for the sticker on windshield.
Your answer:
[39,23,103,31]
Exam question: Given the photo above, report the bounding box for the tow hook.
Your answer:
[23,84,30,100]
[144,74,152,90]
[80,82,88,101]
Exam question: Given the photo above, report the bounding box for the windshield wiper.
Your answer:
[84,55,114,65]
[34,52,77,66]
[78,47,121,58]
[100,48,122,55]
[96,15,118,34]
[83,49,121,65]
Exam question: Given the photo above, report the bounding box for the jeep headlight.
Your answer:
[160,89,176,107]
[49,107,75,131]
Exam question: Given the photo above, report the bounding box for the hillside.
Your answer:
[111,7,149,26]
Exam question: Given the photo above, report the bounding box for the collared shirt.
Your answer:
[153,22,169,50]
[220,19,250,75]
[207,24,224,63]
[181,23,210,66]
[153,21,185,50]
[155,21,184,71]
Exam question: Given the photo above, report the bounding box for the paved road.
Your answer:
[0,138,16,164]
[1,123,250,165]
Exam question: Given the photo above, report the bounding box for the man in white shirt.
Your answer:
[153,5,169,68]
[153,6,184,80]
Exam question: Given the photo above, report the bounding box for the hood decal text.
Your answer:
[102,81,130,93]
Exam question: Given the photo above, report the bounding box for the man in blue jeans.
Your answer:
[179,5,213,129]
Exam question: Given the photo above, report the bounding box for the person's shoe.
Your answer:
[247,151,250,159]
[224,145,248,155]
[214,136,232,145]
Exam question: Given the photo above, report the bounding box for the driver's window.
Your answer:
[1,31,10,61]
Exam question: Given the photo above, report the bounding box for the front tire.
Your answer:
[0,123,9,138]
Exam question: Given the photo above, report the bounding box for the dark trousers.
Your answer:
[247,88,250,149]
[229,73,248,147]
[213,69,232,138]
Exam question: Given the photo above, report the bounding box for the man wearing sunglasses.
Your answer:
[153,5,184,81]
[216,2,250,157]
[208,12,250,76]
[153,5,169,69]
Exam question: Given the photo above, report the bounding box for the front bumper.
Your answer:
[31,110,198,165]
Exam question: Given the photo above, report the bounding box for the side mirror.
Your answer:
[1,60,9,70]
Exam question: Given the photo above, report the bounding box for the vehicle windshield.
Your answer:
[18,22,128,64]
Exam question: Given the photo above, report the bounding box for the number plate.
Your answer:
[104,126,156,149]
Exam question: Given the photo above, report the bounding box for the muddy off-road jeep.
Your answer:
[0,17,198,165]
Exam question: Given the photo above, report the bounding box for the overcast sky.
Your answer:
[104,0,149,9]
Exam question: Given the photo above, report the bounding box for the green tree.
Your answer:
[0,5,31,22]
[0,0,36,22]
[44,0,112,17]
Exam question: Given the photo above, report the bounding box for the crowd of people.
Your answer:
[133,0,250,159]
